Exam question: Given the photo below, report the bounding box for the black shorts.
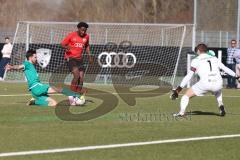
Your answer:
[66,58,85,72]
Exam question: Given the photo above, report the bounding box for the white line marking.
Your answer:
[0,134,240,157]
[0,94,32,97]
[0,93,240,97]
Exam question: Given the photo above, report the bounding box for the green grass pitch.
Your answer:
[0,82,240,160]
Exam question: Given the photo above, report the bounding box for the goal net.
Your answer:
[6,22,188,88]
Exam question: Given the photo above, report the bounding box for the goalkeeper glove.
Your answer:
[170,86,182,100]
[236,76,240,82]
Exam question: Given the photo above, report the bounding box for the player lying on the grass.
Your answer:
[5,50,81,107]
[171,43,240,117]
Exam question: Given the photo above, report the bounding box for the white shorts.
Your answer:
[192,81,223,96]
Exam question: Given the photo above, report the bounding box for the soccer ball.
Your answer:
[76,95,86,105]
[68,96,86,106]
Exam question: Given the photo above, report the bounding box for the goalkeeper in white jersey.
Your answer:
[171,43,240,117]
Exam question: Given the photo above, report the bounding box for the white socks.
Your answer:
[214,91,223,107]
[178,91,223,115]
[179,95,189,115]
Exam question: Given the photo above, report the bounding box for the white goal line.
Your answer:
[0,134,239,157]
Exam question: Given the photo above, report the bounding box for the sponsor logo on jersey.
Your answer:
[74,43,84,48]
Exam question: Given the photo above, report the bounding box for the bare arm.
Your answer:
[61,34,71,51]
[61,43,70,52]
[5,64,24,71]
[61,43,69,50]
[86,45,93,64]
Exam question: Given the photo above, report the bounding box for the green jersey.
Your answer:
[23,61,40,89]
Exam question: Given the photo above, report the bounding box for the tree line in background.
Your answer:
[0,0,237,31]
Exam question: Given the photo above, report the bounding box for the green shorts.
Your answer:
[30,83,50,106]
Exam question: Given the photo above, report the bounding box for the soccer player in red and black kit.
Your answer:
[61,22,93,94]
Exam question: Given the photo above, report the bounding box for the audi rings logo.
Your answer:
[98,52,136,68]
[98,41,137,68]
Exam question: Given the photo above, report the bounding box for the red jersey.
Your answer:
[61,31,89,59]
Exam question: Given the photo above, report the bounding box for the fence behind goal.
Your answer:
[5,22,192,88]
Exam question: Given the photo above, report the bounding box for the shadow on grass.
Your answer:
[187,111,220,116]
[188,110,240,116]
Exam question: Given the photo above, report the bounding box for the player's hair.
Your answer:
[194,43,208,53]
[26,50,36,60]
[4,37,10,40]
[77,22,89,28]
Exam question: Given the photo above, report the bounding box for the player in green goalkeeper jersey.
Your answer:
[5,50,79,107]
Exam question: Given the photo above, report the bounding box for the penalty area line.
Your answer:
[0,134,240,157]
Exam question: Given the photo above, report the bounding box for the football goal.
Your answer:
[5,21,190,88]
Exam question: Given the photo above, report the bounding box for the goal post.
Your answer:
[6,21,190,89]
